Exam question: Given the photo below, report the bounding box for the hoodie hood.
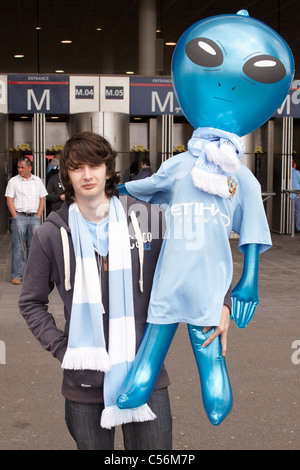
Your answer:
[44,204,72,291]
[45,202,70,231]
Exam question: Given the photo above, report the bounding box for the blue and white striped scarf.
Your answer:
[61,197,156,429]
[188,127,245,198]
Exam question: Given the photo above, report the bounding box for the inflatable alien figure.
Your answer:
[117,10,294,425]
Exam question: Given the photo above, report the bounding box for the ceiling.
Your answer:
[0,0,299,77]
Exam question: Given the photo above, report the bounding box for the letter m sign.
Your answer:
[151,91,174,113]
[27,89,50,111]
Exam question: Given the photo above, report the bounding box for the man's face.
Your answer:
[18,161,32,179]
[68,163,108,202]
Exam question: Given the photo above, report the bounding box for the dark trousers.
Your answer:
[65,388,172,450]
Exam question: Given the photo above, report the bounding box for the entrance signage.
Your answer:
[8,75,69,114]
[99,76,129,113]
[274,80,300,118]
[69,76,99,114]
[130,76,182,116]
[4,75,300,118]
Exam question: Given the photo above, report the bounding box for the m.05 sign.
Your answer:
[105,86,124,99]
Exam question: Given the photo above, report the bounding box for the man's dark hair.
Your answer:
[18,156,32,167]
[60,131,120,204]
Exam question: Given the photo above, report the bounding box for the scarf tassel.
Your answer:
[205,141,240,174]
[191,165,230,199]
[61,346,111,372]
[100,404,157,430]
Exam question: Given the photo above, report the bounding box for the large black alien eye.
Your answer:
[185,37,223,67]
[243,54,286,83]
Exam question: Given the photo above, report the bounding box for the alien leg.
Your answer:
[117,322,178,409]
[188,324,233,425]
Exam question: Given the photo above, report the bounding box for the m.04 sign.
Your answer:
[75,86,94,99]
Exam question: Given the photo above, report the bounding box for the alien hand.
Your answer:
[117,183,132,196]
[231,243,260,328]
[231,279,259,328]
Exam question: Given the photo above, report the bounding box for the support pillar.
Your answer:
[139,0,156,75]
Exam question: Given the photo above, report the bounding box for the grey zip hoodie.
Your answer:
[19,195,170,404]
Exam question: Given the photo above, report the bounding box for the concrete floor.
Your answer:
[0,231,299,450]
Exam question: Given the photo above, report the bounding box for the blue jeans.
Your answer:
[65,388,172,450]
[10,214,41,279]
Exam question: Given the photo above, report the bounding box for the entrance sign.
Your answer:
[130,77,182,116]
[274,80,300,118]
[8,75,69,114]
[3,75,300,118]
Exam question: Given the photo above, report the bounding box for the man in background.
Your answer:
[46,157,65,214]
[5,156,47,284]
[131,158,152,180]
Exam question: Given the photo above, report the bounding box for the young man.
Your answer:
[18,131,172,450]
[5,156,47,284]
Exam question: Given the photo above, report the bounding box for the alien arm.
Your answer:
[231,243,260,328]
[118,164,172,206]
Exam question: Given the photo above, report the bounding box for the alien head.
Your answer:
[171,10,295,136]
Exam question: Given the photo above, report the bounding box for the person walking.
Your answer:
[5,156,47,285]
[46,159,65,214]
[292,158,300,231]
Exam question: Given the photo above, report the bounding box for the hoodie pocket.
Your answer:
[69,369,104,388]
